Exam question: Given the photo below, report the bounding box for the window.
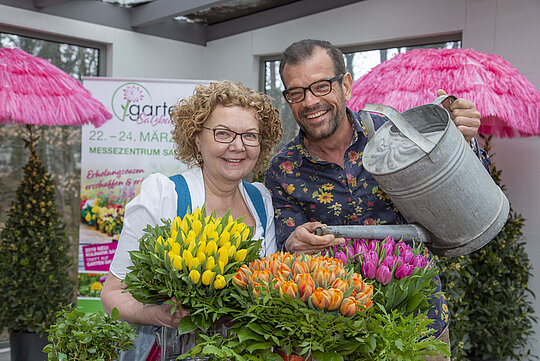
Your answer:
[261,36,461,151]
[0,30,104,244]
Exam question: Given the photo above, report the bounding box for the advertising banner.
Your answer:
[78,78,210,308]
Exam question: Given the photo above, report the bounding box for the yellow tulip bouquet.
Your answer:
[123,206,262,334]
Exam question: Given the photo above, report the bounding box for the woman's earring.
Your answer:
[196,152,203,164]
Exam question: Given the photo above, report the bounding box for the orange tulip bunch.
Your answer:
[232,251,373,317]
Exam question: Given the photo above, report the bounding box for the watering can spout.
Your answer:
[316,224,432,244]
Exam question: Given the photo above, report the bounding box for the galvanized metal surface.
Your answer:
[360,99,509,257]
[316,224,432,243]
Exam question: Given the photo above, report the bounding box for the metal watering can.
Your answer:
[319,96,509,257]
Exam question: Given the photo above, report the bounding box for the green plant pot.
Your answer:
[9,331,49,361]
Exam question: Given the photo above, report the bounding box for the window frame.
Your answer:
[0,24,108,76]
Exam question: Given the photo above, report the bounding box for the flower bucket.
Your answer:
[155,323,230,361]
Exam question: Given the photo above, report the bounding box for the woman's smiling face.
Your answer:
[195,104,261,185]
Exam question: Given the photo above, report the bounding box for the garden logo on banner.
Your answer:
[78,78,210,302]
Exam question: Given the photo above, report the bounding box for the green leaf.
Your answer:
[246,322,265,335]
[265,353,284,361]
[237,328,265,343]
[111,307,120,321]
[201,344,223,356]
[313,351,343,361]
[246,341,274,353]
[177,316,198,336]
[405,293,425,313]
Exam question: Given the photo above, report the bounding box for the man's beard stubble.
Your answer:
[299,102,347,140]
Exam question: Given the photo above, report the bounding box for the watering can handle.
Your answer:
[359,95,456,142]
[362,95,456,159]
[363,103,437,155]
[432,94,457,106]
[358,110,376,141]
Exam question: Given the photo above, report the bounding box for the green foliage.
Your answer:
[180,286,448,361]
[365,306,450,361]
[438,135,537,360]
[177,332,283,361]
[43,305,137,361]
[0,146,73,333]
[375,264,439,313]
[233,289,371,359]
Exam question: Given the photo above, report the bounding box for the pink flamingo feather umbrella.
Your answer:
[347,48,540,138]
[0,47,111,127]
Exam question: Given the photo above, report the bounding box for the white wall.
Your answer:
[0,4,206,79]
[205,0,540,355]
[2,0,540,355]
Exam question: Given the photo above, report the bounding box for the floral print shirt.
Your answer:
[264,107,491,338]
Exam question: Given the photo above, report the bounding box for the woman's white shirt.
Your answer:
[109,167,277,280]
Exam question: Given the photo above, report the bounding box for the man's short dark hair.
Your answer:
[279,39,346,86]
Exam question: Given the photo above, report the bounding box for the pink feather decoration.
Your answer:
[347,48,540,138]
[0,47,111,127]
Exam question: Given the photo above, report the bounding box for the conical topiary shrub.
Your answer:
[0,138,73,335]
[438,135,537,361]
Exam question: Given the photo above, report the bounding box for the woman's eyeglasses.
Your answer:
[202,127,262,147]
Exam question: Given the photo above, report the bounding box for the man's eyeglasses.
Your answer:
[282,74,344,104]
[202,127,262,147]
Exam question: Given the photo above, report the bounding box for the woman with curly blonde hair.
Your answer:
[102,80,283,346]
[172,80,283,175]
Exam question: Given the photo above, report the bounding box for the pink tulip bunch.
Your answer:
[322,236,431,285]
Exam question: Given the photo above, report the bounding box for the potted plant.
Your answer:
[0,139,73,361]
[43,306,137,360]
[438,135,537,361]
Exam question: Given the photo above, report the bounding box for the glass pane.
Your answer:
[0,33,100,244]
[264,60,299,153]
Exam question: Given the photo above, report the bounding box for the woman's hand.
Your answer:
[101,272,189,328]
[149,297,190,329]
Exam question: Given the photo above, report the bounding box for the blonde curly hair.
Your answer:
[171,80,283,174]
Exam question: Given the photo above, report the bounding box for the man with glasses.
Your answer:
[264,39,490,361]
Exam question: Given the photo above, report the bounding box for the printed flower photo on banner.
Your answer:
[78,272,108,298]
[80,188,135,241]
